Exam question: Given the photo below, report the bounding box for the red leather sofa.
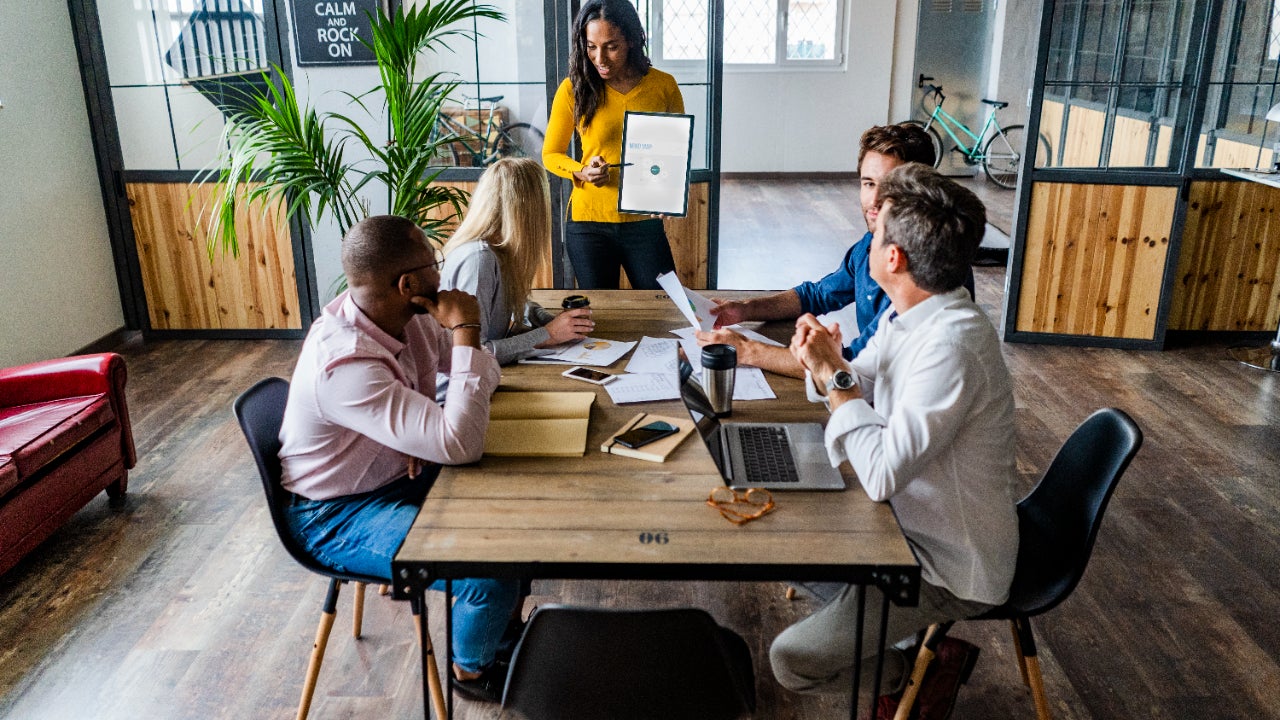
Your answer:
[0,353,136,577]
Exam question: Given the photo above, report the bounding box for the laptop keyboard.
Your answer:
[735,426,800,483]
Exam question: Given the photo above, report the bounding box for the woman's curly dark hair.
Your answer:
[569,0,651,129]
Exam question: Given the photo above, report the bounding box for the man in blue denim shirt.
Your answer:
[699,123,973,376]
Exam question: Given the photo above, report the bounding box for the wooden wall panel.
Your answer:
[1062,105,1105,167]
[1205,137,1274,170]
[1154,124,1172,167]
[1016,182,1175,339]
[1040,100,1064,167]
[129,182,300,330]
[663,181,710,290]
[1169,180,1280,331]
[1108,114,1153,167]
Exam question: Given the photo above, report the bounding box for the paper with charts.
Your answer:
[517,337,637,367]
[604,335,776,403]
[656,271,718,332]
[618,111,694,216]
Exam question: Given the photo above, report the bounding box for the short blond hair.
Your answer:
[443,158,551,316]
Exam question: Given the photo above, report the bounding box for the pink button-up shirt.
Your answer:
[279,292,500,500]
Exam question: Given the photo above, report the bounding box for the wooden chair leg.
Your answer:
[1025,654,1053,720]
[297,579,342,720]
[353,582,366,639]
[379,584,390,596]
[894,622,953,720]
[1013,617,1053,720]
[412,601,448,720]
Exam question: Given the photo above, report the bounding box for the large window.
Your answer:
[640,0,844,66]
[1040,0,1280,171]
[1039,0,1196,169]
[103,0,269,171]
[1196,0,1280,169]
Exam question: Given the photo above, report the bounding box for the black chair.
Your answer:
[233,377,447,720]
[894,408,1143,720]
[501,605,756,720]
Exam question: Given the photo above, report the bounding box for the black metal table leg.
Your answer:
[416,590,433,719]
[850,585,865,720]
[445,578,454,720]
[850,584,894,720]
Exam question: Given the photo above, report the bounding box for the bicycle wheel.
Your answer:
[982,125,1049,189]
[901,120,943,168]
[493,123,545,161]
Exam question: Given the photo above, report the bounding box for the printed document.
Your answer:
[518,337,637,367]
[618,112,694,216]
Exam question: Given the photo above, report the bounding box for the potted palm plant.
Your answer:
[200,0,503,261]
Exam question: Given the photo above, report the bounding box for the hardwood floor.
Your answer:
[3,181,1279,719]
[717,175,1014,290]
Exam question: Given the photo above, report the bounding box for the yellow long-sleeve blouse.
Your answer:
[543,68,684,223]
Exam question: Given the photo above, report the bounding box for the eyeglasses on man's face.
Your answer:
[393,249,443,286]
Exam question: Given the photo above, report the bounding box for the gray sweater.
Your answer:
[439,241,558,365]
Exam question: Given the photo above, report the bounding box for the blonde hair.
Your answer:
[443,158,552,321]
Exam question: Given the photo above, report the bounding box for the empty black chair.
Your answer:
[502,605,756,720]
[894,408,1143,720]
[233,377,446,720]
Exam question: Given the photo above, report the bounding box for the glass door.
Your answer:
[85,0,309,335]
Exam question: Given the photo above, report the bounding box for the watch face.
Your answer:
[831,371,855,391]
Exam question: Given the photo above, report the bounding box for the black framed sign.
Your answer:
[290,0,379,65]
[618,112,695,217]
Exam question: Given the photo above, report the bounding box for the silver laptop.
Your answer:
[677,352,845,491]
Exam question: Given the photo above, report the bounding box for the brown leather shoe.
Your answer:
[875,637,980,720]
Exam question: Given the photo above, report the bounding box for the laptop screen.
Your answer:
[677,348,727,473]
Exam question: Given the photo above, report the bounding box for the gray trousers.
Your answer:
[770,581,992,696]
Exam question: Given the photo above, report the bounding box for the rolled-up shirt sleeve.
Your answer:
[320,346,499,465]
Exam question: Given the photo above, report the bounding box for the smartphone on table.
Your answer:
[614,421,679,449]
[562,366,616,385]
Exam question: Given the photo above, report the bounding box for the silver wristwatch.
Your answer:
[825,370,855,395]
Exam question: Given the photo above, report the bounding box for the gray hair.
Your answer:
[877,163,986,293]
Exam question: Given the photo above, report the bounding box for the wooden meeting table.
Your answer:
[392,290,920,719]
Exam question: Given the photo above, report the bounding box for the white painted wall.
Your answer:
[0,5,124,368]
[720,0,908,172]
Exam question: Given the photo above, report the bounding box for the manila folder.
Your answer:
[483,391,596,457]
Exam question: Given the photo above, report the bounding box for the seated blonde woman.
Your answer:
[441,157,595,364]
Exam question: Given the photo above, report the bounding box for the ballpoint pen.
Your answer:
[605,163,635,168]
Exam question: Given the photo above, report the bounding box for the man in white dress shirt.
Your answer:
[770,164,1019,716]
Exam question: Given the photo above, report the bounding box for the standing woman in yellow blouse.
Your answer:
[543,0,684,290]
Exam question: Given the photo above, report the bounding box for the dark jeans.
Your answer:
[284,472,521,673]
[565,219,676,290]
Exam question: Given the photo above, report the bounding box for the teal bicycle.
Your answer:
[904,75,1050,189]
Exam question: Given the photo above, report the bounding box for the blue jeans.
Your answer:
[565,218,675,290]
[284,473,521,673]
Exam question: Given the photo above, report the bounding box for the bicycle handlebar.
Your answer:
[917,74,945,104]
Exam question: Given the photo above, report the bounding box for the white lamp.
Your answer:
[1269,102,1280,172]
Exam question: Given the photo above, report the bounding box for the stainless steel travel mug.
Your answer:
[701,344,737,417]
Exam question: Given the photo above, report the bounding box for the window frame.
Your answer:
[647,0,847,71]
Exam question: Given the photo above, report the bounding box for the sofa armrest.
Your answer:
[0,353,136,468]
